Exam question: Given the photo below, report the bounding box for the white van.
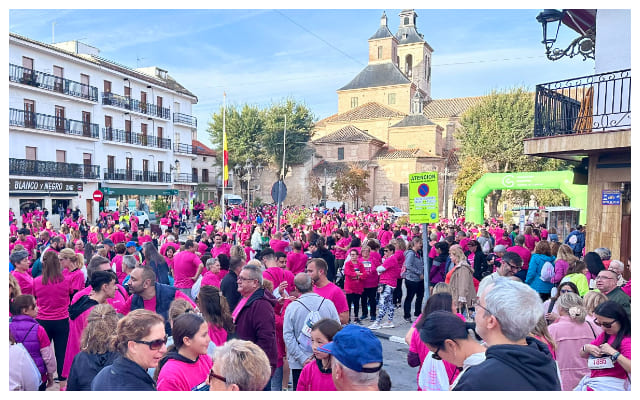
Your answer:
[223,194,243,205]
[372,205,408,217]
[318,200,344,210]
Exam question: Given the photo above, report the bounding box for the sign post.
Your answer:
[409,172,439,304]
[271,180,288,231]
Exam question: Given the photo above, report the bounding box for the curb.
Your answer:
[371,330,408,345]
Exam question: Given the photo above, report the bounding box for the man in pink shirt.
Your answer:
[307,258,349,325]
[172,239,205,299]
[16,228,36,260]
[72,256,128,312]
[269,231,290,254]
[160,235,180,256]
[287,241,309,275]
[507,234,531,282]
[210,233,231,258]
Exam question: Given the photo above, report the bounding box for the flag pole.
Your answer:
[222,92,227,229]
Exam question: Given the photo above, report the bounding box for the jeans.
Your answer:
[360,287,377,318]
[375,284,395,323]
[292,368,302,391]
[346,293,361,320]
[393,278,404,305]
[271,366,283,391]
[403,279,425,318]
[37,318,69,380]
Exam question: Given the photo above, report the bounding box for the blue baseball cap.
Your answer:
[317,324,383,373]
[126,241,137,248]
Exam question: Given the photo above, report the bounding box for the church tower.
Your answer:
[395,9,434,101]
[368,11,398,65]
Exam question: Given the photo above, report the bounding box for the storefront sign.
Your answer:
[10,179,81,192]
[602,190,621,205]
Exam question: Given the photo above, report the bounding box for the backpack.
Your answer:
[540,261,555,282]
[568,234,578,245]
[295,298,325,353]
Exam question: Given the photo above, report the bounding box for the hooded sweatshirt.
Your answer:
[62,295,98,378]
[453,336,561,391]
[66,351,118,391]
[156,351,212,391]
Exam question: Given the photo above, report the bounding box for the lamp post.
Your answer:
[536,9,595,61]
[234,159,263,208]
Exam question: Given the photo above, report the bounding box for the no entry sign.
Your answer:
[92,190,104,202]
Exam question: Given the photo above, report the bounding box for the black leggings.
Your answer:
[360,287,378,318]
[403,279,425,318]
[346,293,361,320]
[37,318,69,380]
[393,278,404,305]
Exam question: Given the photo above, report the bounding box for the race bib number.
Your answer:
[588,355,614,370]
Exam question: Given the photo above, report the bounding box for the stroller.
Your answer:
[178,220,189,235]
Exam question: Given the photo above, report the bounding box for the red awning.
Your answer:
[563,9,597,36]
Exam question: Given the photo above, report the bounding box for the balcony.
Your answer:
[9,64,99,102]
[101,92,170,119]
[174,143,197,155]
[174,173,198,183]
[173,112,197,128]
[102,128,171,150]
[534,69,630,137]
[10,158,100,179]
[103,169,172,183]
[9,108,99,139]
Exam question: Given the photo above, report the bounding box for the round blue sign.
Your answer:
[431,213,437,219]
[418,183,430,197]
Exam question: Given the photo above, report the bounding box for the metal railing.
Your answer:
[174,173,198,183]
[102,128,171,149]
[173,112,197,127]
[173,143,196,154]
[534,69,631,137]
[10,158,100,179]
[101,92,170,119]
[103,169,172,183]
[9,64,99,102]
[9,108,99,138]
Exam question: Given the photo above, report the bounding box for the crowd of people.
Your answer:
[8,202,631,391]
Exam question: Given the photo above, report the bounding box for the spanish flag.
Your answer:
[223,92,228,187]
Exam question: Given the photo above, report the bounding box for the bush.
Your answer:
[204,206,222,223]
[152,198,169,217]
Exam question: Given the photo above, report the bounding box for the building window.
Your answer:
[338,147,344,160]
[25,146,37,160]
[202,169,209,183]
[400,183,409,197]
[388,93,396,105]
[56,150,66,163]
[377,46,383,59]
[350,97,358,109]
[203,157,207,162]
[158,161,163,173]
[107,156,115,171]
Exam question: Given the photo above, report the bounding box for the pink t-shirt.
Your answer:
[507,245,532,270]
[207,323,228,347]
[590,333,631,380]
[72,284,128,313]
[118,290,195,315]
[269,239,289,254]
[173,251,202,289]
[12,270,33,295]
[210,243,231,258]
[296,359,336,391]
[287,252,308,275]
[313,282,348,314]
[201,271,221,288]
[160,242,180,256]
[62,268,86,294]
[157,354,213,391]
[33,275,73,320]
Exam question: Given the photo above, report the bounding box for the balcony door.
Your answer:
[82,112,91,137]
[141,123,148,146]
[83,153,92,179]
[80,74,90,99]
[25,146,36,175]
[157,126,163,148]
[53,66,64,93]
[55,106,65,133]
[140,91,147,113]
[158,161,164,182]
[107,155,115,178]
[125,119,132,143]
[21,56,34,83]
[142,159,149,181]
[104,80,111,93]
[126,157,133,180]
[105,116,113,140]
[157,96,163,117]
[24,100,35,128]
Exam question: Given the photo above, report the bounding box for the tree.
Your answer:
[308,172,324,204]
[261,99,315,178]
[453,156,488,207]
[456,87,574,217]
[151,197,169,218]
[331,164,370,209]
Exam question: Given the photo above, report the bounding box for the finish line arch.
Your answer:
[465,170,587,224]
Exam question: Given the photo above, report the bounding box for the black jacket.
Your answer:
[453,337,561,391]
[221,269,241,311]
[312,248,336,281]
[471,250,490,281]
[67,351,118,391]
[91,355,157,391]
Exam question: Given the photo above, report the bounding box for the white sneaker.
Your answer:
[381,321,395,328]
[368,321,382,330]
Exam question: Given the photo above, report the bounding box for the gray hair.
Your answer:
[9,250,29,265]
[242,264,263,285]
[514,235,525,246]
[594,247,611,261]
[483,277,542,342]
[213,339,271,391]
[294,273,313,293]
[206,257,217,268]
[557,292,586,323]
[122,255,137,271]
[608,260,624,275]
[331,357,379,385]
[87,255,111,281]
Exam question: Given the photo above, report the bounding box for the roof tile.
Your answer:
[329,102,406,123]
[422,96,484,119]
[313,125,384,144]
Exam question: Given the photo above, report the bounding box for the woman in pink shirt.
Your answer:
[33,251,75,388]
[201,257,222,288]
[359,244,380,321]
[343,249,366,324]
[59,248,85,298]
[196,285,234,346]
[156,313,213,391]
[10,250,33,295]
[296,318,341,391]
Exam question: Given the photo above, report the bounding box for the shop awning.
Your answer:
[100,187,178,196]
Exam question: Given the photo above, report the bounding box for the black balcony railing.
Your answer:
[174,143,197,154]
[9,64,99,102]
[173,112,197,127]
[103,169,171,183]
[101,92,170,119]
[9,108,99,138]
[534,69,631,137]
[102,128,171,149]
[10,158,100,179]
[174,173,197,183]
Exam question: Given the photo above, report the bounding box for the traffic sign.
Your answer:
[409,172,439,224]
[92,190,104,202]
[271,180,287,203]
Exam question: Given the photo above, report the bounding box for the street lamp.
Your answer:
[234,159,263,207]
[536,9,595,61]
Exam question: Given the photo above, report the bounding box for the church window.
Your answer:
[405,55,413,77]
[404,17,409,25]
[388,93,396,105]
[400,183,409,197]
[377,46,383,59]
[350,97,358,108]
[338,147,344,160]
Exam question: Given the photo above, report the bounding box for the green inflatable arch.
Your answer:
[465,170,587,224]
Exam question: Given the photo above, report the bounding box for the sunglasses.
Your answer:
[503,262,521,271]
[133,335,168,350]
[594,318,617,328]
[432,347,442,360]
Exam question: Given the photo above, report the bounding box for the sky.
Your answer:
[8,7,599,148]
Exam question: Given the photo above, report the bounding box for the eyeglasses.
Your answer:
[503,261,521,271]
[432,347,442,360]
[208,368,227,385]
[594,318,617,328]
[474,302,499,323]
[133,335,168,350]
[237,276,257,282]
[383,249,390,253]
[596,275,615,280]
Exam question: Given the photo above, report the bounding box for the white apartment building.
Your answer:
[9,32,208,225]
